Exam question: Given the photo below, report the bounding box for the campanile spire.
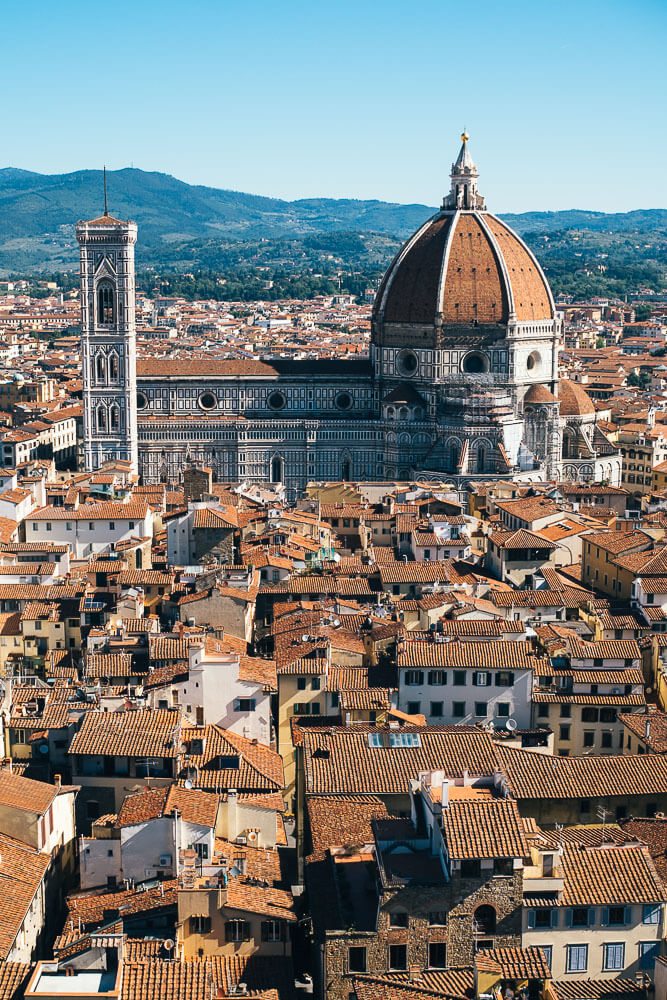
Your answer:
[442,131,486,211]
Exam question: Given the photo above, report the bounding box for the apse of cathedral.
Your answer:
[77,136,622,495]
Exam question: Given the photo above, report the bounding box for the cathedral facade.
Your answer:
[77,136,621,495]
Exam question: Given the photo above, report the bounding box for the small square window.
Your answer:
[452,701,465,718]
[389,944,407,970]
[429,942,447,968]
[348,946,366,972]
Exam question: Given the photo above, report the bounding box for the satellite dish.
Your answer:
[39,743,49,754]
[505,718,518,732]
[163,939,175,952]
[184,779,193,790]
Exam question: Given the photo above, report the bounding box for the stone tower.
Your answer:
[76,192,138,475]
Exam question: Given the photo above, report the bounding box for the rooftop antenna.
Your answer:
[596,805,608,844]
[555,822,564,854]
[103,166,109,217]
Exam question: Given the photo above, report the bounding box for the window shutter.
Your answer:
[472,673,478,686]
[624,906,632,925]
[565,909,573,928]
[588,908,596,927]
[243,921,250,941]
[601,907,609,926]
[550,909,559,928]
[527,909,535,929]
[486,672,492,686]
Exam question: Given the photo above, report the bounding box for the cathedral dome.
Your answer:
[524,384,556,404]
[372,134,554,337]
[558,380,596,416]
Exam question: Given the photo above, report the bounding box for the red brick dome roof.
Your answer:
[524,384,556,404]
[372,137,554,341]
[373,210,554,330]
[558,380,596,416]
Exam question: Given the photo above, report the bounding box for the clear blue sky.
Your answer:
[2,0,665,212]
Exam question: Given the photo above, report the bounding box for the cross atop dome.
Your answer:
[442,131,486,211]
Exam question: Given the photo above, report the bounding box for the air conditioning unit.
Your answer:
[159,854,172,867]
[235,835,247,846]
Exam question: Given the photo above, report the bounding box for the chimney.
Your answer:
[54,774,62,788]
[228,788,238,840]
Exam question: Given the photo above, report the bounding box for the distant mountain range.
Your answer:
[1,166,666,273]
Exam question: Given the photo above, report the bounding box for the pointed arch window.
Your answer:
[450,443,460,472]
[97,280,115,325]
[342,459,351,481]
[271,456,284,484]
[96,354,106,383]
[110,405,120,431]
[97,406,107,432]
[476,446,486,473]
[109,353,119,381]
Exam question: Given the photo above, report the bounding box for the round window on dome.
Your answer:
[136,391,148,410]
[267,390,286,411]
[335,391,353,411]
[396,349,419,377]
[526,351,541,371]
[198,392,217,411]
[462,352,489,374]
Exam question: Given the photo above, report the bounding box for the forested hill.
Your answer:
[1,167,666,299]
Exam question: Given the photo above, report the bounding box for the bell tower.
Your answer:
[76,184,138,476]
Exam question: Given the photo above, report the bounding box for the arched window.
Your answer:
[109,354,119,381]
[96,354,106,382]
[450,444,460,471]
[271,456,283,484]
[110,405,120,431]
[342,459,351,481]
[399,407,409,420]
[473,905,496,936]
[476,446,486,473]
[97,281,115,325]
[97,406,107,431]
[562,434,571,459]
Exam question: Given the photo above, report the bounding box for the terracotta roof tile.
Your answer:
[69,708,181,758]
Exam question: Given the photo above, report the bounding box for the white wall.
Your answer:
[26,510,152,557]
[398,667,533,728]
[181,648,272,743]
[79,835,121,890]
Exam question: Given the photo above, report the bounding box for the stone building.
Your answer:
[306,778,526,1000]
[77,135,621,496]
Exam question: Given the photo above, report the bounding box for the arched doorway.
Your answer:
[473,905,496,936]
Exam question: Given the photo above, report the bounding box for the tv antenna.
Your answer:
[555,822,563,853]
[596,805,609,844]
